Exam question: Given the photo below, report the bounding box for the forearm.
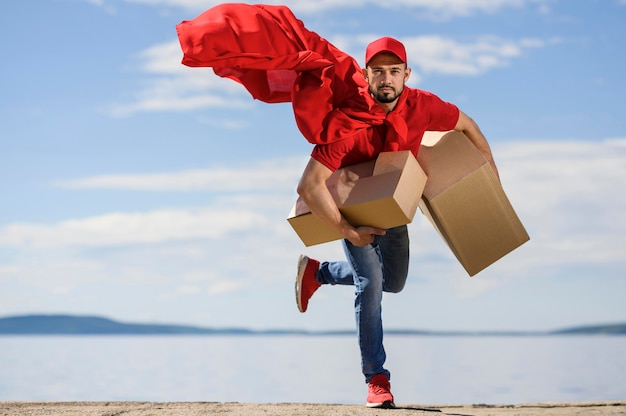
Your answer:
[297,158,386,246]
[297,158,357,239]
[456,113,492,159]
[298,181,356,238]
[455,111,499,179]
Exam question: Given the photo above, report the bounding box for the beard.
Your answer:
[371,85,401,103]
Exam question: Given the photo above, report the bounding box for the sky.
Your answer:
[1,0,625,333]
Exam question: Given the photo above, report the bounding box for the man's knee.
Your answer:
[383,281,406,293]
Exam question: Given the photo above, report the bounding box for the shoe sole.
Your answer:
[295,254,307,313]
[366,401,395,409]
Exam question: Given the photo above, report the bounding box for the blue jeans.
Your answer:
[317,225,410,383]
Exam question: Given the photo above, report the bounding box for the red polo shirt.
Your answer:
[312,88,459,171]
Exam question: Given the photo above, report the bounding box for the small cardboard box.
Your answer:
[288,151,428,246]
[418,130,530,276]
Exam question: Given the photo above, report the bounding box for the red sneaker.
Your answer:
[295,255,321,313]
[366,374,395,408]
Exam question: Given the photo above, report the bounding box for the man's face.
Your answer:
[363,53,410,105]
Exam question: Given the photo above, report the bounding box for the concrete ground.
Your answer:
[1,401,625,416]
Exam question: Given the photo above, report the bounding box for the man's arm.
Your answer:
[297,157,386,247]
[454,110,500,179]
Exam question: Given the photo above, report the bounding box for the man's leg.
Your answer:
[343,238,388,381]
[343,225,410,382]
[318,260,356,285]
[296,255,357,313]
[379,225,410,294]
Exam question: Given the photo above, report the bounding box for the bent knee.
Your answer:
[383,282,406,294]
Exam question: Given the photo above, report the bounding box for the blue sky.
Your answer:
[1,0,625,332]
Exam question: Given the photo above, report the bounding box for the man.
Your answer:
[176,6,498,406]
[295,37,498,408]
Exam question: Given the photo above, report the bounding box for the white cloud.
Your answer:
[403,35,552,76]
[85,0,117,13]
[5,138,626,272]
[0,207,265,249]
[176,284,202,295]
[494,138,626,267]
[107,41,251,117]
[121,0,535,17]
[330,32,554,85]
[55,157,306,192]
[113,31,552,117]
[208,280,245,296]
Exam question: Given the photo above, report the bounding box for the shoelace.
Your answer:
[369,382,390,394]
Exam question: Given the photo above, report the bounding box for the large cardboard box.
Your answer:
[418,131,529,276]
[288,151,427,246]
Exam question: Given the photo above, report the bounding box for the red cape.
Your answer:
[176,3,407,148]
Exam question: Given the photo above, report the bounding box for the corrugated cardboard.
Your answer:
[288,151,427,246]
[418,131,530,276]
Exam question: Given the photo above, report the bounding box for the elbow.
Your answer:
[297,175,324,207]
[296,178,312,201]
[297,184,319,208]
[297,158,332,202]
[296,181,306,198]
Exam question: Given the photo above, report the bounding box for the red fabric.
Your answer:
[312,88,459,171]
[176,3,458,152]
[176,3,367,145]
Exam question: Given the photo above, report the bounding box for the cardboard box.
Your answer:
[288,151,427,246]
[418,131,530,276]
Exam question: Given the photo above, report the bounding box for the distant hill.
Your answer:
[551,323,626,335]
[0,314,624,335]
[0,315,251,335]
[0,314,338,336]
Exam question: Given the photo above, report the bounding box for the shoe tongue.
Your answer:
[370,378,390,391]
[371,375,388,384]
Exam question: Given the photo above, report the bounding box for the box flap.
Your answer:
[418,131,487,199]
[372,150,414,175]
[326,159,376,208]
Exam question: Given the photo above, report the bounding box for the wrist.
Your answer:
[339,220,357,239]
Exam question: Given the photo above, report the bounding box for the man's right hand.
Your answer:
[343,226,387,247]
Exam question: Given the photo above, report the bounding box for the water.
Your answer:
[0,335,624,404]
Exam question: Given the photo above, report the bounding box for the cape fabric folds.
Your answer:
[175,3,407,148]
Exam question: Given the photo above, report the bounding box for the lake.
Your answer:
[0,335,624,405]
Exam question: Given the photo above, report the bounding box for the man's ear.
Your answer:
[404,67,411,83]
[362,67,368,80]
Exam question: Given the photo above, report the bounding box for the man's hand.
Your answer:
[343,226,387,247]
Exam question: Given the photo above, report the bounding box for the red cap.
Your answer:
[365,37,407,65]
